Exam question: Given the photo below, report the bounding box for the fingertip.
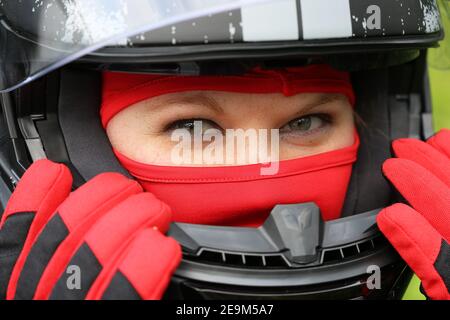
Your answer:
[428,129,450,158]
[392,137,430,158]
[377,203,412,223]
[381,158,403,177]
[119,192,172,230]
[3,160,73,219]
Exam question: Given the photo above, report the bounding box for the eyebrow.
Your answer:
[307,93,346,108]
[295,93,347,113]
[151,93,224,114]
[147,92,345,116]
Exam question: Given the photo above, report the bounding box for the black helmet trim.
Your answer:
[81,36,441,62]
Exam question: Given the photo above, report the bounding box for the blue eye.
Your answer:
[280,114,331,135]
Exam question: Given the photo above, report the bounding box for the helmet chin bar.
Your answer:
[169,203,382,267]
[166,204,409,300]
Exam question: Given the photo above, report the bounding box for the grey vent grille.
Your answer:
[187,249,291,268]
[321,235,389,264]
[184,235,389,268]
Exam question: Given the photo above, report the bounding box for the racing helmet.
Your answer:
[0,0,445,300]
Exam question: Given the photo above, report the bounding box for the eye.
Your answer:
[165,119,219,133]
[280,114,331,135]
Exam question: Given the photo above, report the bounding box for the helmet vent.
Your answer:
[196,250,223,263]
[184,236,389,268]
[321,235,388,264]
[190,249,290,268]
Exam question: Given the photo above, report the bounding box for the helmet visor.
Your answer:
[0,0,265,92]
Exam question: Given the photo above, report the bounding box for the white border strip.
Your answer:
[300,0,353,40]
[241,0,299,42]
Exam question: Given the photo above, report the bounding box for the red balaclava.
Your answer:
[101,64,358,227]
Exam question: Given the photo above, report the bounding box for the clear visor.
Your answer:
[0,0,266,92]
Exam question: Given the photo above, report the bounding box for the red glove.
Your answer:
[0,160,181,300]
[377,129,450,300]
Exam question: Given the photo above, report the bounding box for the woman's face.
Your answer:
[106,91,355,166]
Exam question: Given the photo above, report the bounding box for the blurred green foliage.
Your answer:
[428,0,450,130]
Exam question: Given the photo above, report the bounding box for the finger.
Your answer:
[383,158,450,242]
[36,193,171,300]
[392,137,450,187]
[1,160,72,299]
[427,129,450,158]
[10,173,142,300]
[88,228,181,300]
[1,159,72,226]
[377,204,449,300]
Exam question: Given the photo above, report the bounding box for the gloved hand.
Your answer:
[0,159,181,300]
[377,129,450,300]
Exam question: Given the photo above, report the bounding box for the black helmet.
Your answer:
[0,0,445,300]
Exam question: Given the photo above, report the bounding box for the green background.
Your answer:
[429,0,450,130]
